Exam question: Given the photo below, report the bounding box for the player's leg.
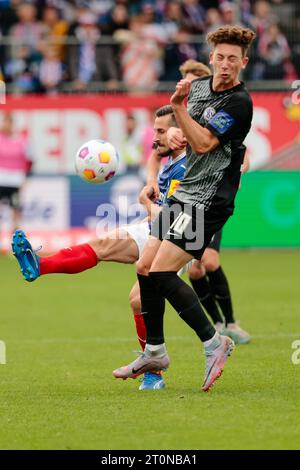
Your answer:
[115,238,234,391]
[188,259,224,329]
[203,247,251,344]
[88,229,139,263]
[113,234,171,379]
[129,281,145,350]
[129,280,166,390]
[202,247,233,322]
[114,204,234,391]
[150,240,235,391]
[12,228,139,282]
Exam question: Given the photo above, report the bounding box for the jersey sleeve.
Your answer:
[205,92,253,144]
[165,161,186,202]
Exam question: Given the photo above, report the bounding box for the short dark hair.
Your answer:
[155,105,178,127]
[207,25,256,56]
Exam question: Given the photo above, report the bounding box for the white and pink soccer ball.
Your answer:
[75,139,119,184]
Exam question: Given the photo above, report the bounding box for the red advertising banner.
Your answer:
[3,92,300,172]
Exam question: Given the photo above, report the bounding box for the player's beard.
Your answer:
[157,147,172,157]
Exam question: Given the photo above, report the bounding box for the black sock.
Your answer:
[190,276,223,324]
[207,267,235,325]
[137,273,165,345]
[149,271,215,342]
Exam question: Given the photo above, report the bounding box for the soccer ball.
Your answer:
[75,139,119,184]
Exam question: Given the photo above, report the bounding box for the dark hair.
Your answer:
[207,25,256,56]
[155,105,178,127]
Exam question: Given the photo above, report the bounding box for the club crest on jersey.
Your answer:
[203,106,216,121]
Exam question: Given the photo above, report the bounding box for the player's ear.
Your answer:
[242,56,249,69]
[209,51,213,65]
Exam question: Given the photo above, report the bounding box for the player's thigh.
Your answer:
[88,228,139,263]
[136,236,162,275]
[150,239,193,273]
[201,248,220,272]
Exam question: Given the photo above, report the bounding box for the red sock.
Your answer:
[133,313,146,351]
[40,243,98,275]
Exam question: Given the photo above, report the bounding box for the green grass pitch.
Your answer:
[0,250,299,450]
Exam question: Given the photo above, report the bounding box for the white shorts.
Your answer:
[122,221,150,258]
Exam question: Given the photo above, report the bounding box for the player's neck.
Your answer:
[212,76,241,92]
[171,149,186,160]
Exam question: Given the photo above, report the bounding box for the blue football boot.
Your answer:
[139,372,166,390]
[12,230,40,282]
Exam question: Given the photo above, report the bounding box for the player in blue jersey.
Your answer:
[12,105,187,390]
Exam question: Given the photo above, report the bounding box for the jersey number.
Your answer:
[169,212,191,235]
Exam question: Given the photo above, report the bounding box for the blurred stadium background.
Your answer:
[0,0,299,251]
[1,0,300,451]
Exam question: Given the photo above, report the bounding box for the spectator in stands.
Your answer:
[161,0,183,39]
[182,0,206,34]
[119,14,164,92]
[119,112,143,173]
[293,5,300,77]
[219,1,247,28]
[7,1,44,92]
[9,2,44,63]
[67,11,118,91]
[252,0,278,36]
[39,43,63,93]
[101,3,129,35]
[41,3,68,61]
[161,26,198,82]
[0,0,17,36]
[258,22,293,79]
[101,3,129,80]
[205,7,222,33]
[0,111,32,235]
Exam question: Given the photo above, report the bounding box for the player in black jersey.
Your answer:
[179,59,251,345]
[187,161,252,345]
[114,26,256,392]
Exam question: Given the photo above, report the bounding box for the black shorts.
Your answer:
[208,228,223,252]
[150,199,230,260]
[0,186,21,209]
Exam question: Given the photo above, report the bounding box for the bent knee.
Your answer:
[129,294,141,313]
[203,257,220,273]
[202,248,220,273]
[87,238,104,260]
[136,259,151,276]
[188,261,206,280]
